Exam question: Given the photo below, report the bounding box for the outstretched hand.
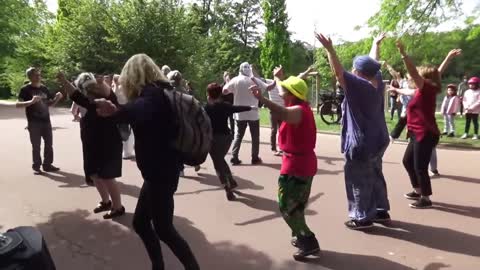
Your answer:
[395,40,406,55]
[448,49,462,58]
[273,65,284,78]
[374,32,387,45]
[249,85,263,100]
[95,98,118,117]
[315,32,334,51]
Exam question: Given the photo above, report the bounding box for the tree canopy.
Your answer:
[0,0,478,102]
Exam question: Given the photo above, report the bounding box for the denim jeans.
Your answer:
[344,148,390,222]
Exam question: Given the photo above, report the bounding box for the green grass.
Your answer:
[259,108,480,149]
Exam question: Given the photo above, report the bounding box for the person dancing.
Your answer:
[204,83,255,201]
[91,54,200,270]
[251,68,320,260]
[391,42,461,208]
[317,32,391,230]
[58,72,125,218]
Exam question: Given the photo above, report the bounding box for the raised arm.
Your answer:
[315,32,346,90]
[438,49,462,76]
[370,33,386,61]
[385,63,401,81]
[396,40,424,90]
[250,85,302,125]
[298,66,314,80]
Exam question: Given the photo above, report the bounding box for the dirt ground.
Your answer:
[1,105,479,270]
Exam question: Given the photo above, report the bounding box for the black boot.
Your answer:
[293,235,320,261]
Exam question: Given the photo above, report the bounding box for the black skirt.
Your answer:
[80,120,122,179]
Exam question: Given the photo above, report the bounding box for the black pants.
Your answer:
[269,113,282,151]
[229,115,235,135]
[390,116,407,139]
[465,113,479,135]
[232,120,260,160]
[27,121,53,169]
[209,134,235,187]
[133,179,199,270]
[389,96,401,120]
[402,133,439,196]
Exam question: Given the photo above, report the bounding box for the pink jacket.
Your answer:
[463,89,480,114]
[441,96,460,115]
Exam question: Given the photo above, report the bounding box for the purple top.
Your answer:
[341,71,389,160]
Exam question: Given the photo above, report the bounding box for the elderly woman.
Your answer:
[82,54,200,270]
[58,72,125,219]
[316,32,391,230]
[250,71,319,260]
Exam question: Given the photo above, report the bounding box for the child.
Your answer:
[440,84,460,137]
[461,77,480,140]
[251,74,319,260]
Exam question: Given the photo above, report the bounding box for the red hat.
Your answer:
[468,77,480,84]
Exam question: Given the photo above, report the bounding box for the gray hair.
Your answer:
[26,67,39,78]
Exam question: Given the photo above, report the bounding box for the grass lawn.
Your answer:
[259,108,480,149]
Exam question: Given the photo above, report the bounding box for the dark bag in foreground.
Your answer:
[0,226,56,270]
[162,88,213,166]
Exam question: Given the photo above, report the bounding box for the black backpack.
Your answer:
[161,87,213,166]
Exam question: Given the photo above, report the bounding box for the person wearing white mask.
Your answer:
[223,62,275,165]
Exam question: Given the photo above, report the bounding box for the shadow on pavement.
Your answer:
[432,201,480,219]
[233,191,323,226]
[278,250,415,270]
[40,171,142,198]
[440,174,480,184]
[32,210,419,270]
[366,220,480,257]
[178,172,264,196]
[36,209,283,269]
[261,163,344,176]
[423,262,451,270]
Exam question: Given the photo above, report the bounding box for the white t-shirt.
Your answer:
[223,75,269,121]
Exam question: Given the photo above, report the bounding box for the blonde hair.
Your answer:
[119,54,168,100]
[417,65,441,91]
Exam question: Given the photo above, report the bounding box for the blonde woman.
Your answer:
[57,72,125,219]
[92,54,200,270]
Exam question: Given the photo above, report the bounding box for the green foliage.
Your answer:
[260,0,290,77]
[315,27,480,90]
[369,0,462,34]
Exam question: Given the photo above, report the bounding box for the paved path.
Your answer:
[1,105,479,270]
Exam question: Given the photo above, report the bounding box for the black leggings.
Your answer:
[402,133,439,196]
[465,113,479,135]
[133,179,199,270]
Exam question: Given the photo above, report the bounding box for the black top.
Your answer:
[71,90,123,178]
[204,102,251,135]
[18,84,55,122]
[111,82,181,184]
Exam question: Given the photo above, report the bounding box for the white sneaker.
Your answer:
[461,134,468,139]
[473,135,479,140]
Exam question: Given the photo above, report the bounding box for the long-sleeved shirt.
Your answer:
[440,95,460,115]
[111,81,182,183]
[463,89,480,114]
[204,102,251,135]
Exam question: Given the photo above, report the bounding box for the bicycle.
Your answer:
[317,91,344,125]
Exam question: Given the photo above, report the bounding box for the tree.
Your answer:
[368,0,462,34]
[260,0,290,77]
